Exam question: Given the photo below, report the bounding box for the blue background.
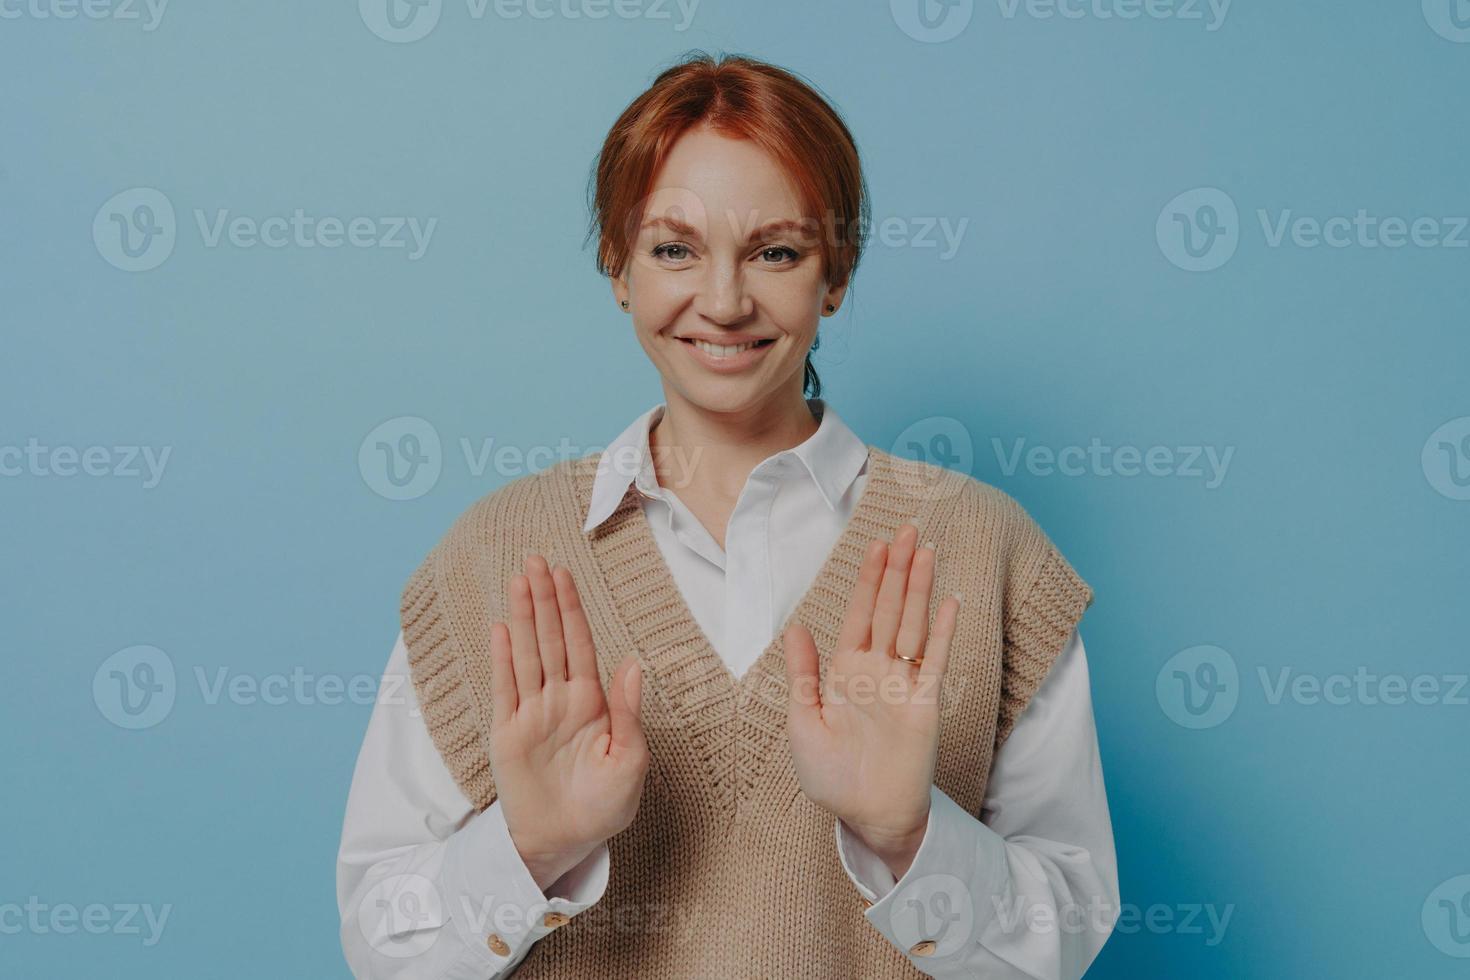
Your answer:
[4,0,1468,976]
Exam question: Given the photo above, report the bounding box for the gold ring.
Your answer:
[893,651,923,665]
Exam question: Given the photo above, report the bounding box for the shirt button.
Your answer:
[486,933,511,956]
[542,911,571,928]
[910,939,937,957]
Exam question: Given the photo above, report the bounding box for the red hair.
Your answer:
[586,51,871,397]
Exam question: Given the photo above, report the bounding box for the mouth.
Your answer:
[677,336,777,372]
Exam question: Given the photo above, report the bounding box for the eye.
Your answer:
[757,246,800,264]
[651,243,693,263]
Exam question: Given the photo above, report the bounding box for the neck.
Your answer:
[648,385,820,500]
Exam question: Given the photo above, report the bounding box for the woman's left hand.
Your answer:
[782,523,961,878]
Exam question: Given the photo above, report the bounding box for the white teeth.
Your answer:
[692,338,763,358]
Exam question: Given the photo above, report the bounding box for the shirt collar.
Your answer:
[581,397,869,534]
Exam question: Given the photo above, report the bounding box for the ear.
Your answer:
[822,277,850,315]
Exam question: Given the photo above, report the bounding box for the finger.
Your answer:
[870,524,919,655]
[553,565,599,683]
[918,595,961,683]
[489,620,517,722]
[606,655,645,756]
[894,540,937,664]
[507,571,543,696]
[782,623,824,728]
[836,539,887,653]
[525,554,568,684]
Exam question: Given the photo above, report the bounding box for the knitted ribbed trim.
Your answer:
[401,442,1093,824]
[550,445,961,822]
[997,543,1093,746]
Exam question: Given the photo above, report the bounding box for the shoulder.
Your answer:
[871,446,1092,614]
[874,446,1061,560]
[400,453,595,614]
[397,453,591,680]
[420,453,591,563]
[874,451,1096,744]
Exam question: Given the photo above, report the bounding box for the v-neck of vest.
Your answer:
[554,442,931,818]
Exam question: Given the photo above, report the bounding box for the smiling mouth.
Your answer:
[678,337,776,358]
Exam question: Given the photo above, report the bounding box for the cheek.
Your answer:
[627,282,684,344]
[751,275,825,330]
[628,265,692,314]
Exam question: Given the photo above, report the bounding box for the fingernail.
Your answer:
[952,592,963,604]
[924,540,935,552]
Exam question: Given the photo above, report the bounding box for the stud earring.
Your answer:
[620,300,629,310]
[824,304,835,313]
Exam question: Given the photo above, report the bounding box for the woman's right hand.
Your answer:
[488,553,650,890]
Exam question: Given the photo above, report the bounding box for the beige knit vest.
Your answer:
[399,444,1092,979]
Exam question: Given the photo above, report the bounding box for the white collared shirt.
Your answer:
[337,398,1118,979]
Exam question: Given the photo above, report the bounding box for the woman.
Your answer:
[337,52,1117,979]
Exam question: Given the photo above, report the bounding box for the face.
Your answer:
[612,123,846,416]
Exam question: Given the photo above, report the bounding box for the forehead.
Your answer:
[648,124,805,225]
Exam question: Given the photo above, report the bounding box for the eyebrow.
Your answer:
[640,214,811,243]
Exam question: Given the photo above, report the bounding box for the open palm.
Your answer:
[489,554,649,887]
[782,524,960,854]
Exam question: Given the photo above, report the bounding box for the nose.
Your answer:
[692,260,754,325]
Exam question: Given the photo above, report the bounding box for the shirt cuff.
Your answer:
[440,799,610,975]
[838,785,1009,967]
